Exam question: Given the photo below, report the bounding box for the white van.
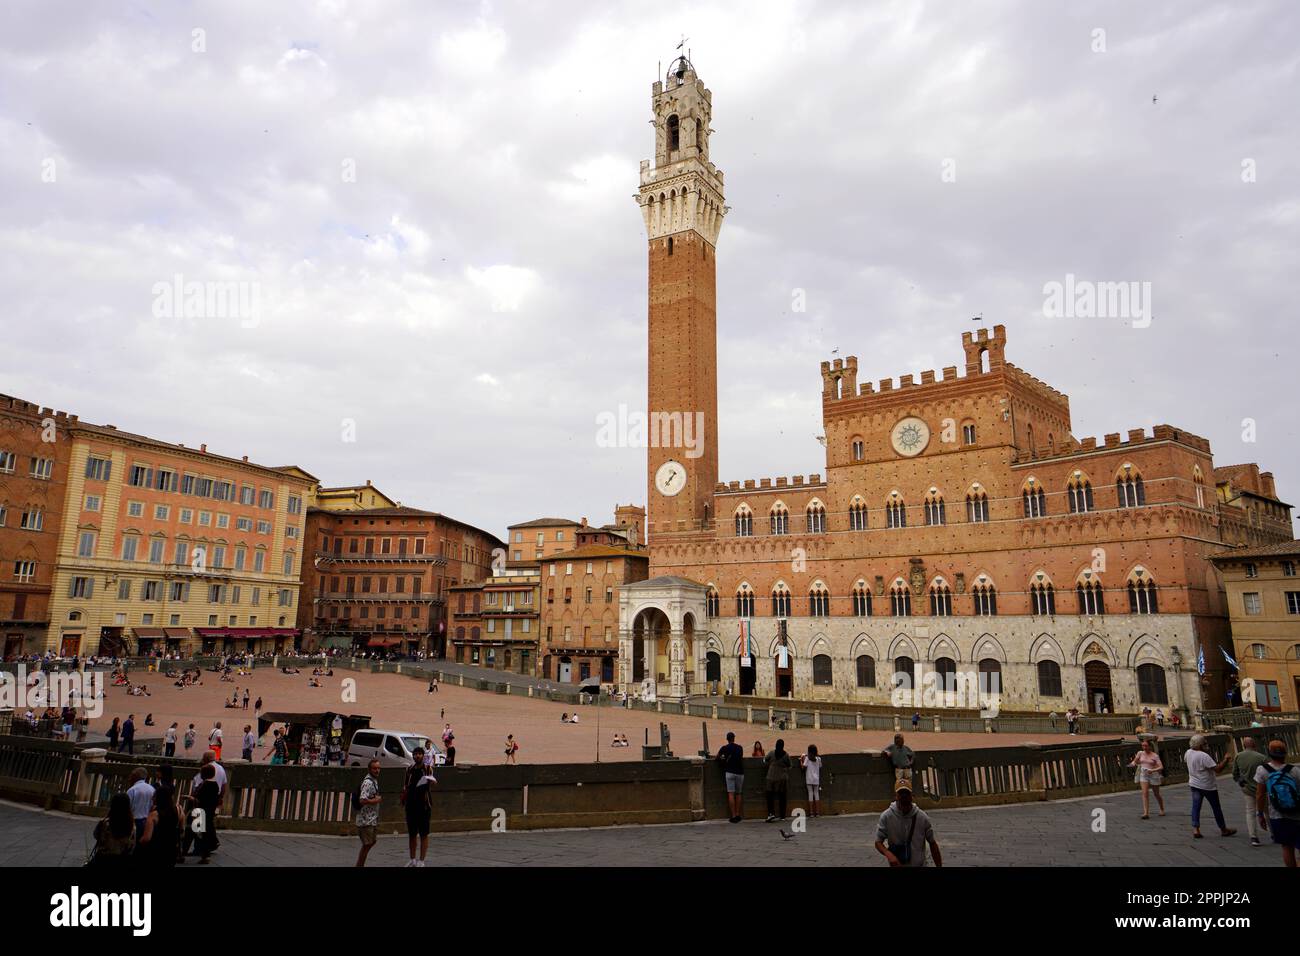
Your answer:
[347,729,444,768]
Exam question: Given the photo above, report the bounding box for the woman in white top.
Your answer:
[800,744,823,817]
[1183,734,1237,839]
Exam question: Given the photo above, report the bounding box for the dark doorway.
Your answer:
[739,659,756,694]
[601,655,614,682]
[705,651,721,682]
[1085,660,1113,713]
[632,640,645,683]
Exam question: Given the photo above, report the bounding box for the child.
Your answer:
[801,744,823,817]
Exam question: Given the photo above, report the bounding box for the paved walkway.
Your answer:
[2,777,1282,867]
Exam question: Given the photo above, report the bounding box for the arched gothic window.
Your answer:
[972,583,997,616]
[809,584,830,618]
[771,584,791,618]
[929,583,952,616]
[890,582,912,616]
[770,504,789,536]
[886,496,907,529]
[848,498,868,531]
[1067,476,1095,514]
[806,501,826,534]
[852,584,872,617]
[924,492,946,526]
[966,491,990,523]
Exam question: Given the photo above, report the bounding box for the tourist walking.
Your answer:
[1233,736,1269,846]
[717,731,745,823]
[1254,739,1300,867]
[911,712,920,732]
[242,725,255,762]
[884,734,915,789]
[126,767,155,839]
[1066,707,1079,735]
[401,747,435,867]
[355,758,382,867]
[874,781,942,867]
[88,793,136,867]
[1184,734,1237,839]
[209,721,223,761]
[505,734,519,764]
[183,724,196,754]
[106,717,120,751]
[270,729,288,764]
[164,722,178,757]
[1127,738,1165,818]
[242,690,250,710]
[254,696,262,719]
[801,744,822,817]
[120,714,135,754]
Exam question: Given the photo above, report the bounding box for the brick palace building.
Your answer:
[616,56,1294,716]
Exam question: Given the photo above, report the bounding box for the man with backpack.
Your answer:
[354,758,382,867]
[1254,739,1300,867]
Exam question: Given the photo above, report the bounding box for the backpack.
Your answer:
[1266,764,1299,814]
[351,780,364,811]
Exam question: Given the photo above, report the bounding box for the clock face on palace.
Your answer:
[890,417,931,457]
[655,460,686,497]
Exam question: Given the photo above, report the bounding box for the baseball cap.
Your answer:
[895,781,913,794]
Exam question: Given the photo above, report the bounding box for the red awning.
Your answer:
[163,628,190,639]
[133,627,165,638]
[194,627,299,637]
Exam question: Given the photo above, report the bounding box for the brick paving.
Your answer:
[2,776,1283,867]
[83,665,1067,764]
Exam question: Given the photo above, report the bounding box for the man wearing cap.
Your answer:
[874,781,942,868]
[1254,739,1300,867]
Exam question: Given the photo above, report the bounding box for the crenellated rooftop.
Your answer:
[714,474,826,495]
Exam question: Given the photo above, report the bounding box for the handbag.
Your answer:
[888,813,918,864]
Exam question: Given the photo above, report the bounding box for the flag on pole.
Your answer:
[1220,646,1239,670]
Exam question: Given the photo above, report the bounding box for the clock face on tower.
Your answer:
[655,460,686,497]
[890,417,931,457]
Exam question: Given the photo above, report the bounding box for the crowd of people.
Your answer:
[86,750,228,867]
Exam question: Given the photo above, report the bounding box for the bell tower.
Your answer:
[638,54,726,541]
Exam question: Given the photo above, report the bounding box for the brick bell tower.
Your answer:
[638,54,726,540]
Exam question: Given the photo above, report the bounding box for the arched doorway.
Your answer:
[774,634,794,698]
[1085,659,1113,713]
[705,651,721,682]
[631,606,670,686]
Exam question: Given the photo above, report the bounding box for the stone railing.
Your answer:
[4,723,1294,836]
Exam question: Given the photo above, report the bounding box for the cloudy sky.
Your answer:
[3,0,1297,540]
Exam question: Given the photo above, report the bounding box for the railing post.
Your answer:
[1024,743,1046,800]
[712,704,718,719]
[814,710,821,730]
[983,717,993,733]
[746,705,753,724]
[75,748,108,805]
[932,715,942,733]
[894,715,901,733]
[856,713,862,731]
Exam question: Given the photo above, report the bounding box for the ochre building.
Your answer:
[618,57,1294,716]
